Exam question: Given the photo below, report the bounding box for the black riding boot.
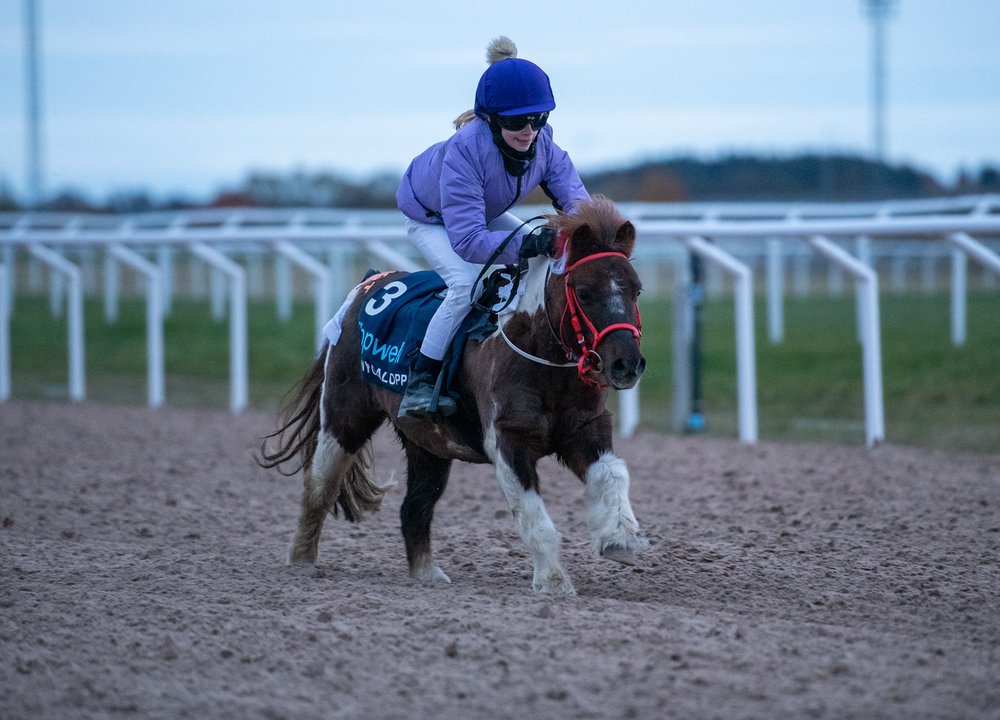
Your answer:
[397,355,456,419]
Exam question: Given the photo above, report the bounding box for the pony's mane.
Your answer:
[550,195,631,257]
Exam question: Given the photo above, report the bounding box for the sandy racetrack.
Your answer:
[1,400,998,719]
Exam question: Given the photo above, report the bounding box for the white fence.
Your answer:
[1,195,999,446]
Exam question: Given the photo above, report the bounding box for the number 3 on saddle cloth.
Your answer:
[323,269,508,405]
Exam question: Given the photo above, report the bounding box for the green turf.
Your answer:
[7,291,999,452]
[629,292,1000,452]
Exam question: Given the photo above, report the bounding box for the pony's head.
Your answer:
[547,196,645,389]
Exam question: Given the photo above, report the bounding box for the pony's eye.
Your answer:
[575,288,593,303]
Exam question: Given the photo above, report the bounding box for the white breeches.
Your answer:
[406,214,523,360]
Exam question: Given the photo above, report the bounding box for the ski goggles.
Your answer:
[493,112,549,132]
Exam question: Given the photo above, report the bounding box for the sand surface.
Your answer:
[2,400,999,719]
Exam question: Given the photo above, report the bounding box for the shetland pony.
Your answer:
[259,196,648,595]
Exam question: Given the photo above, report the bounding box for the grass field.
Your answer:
[6,291,999,453]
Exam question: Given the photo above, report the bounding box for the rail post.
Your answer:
[807,235,885,447]
[109,244,165,408]
[948,232,1000,347]
[684,237,759,444]
[26,244,85,401]
[188,243,247,413]
[766,238,785,343]
[0,262,9,401]
[274,240,333,350]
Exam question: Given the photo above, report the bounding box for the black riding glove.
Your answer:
[518,226,555,259]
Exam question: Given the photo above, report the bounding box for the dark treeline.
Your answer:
[582,153,997,202]
[2,153,998,213]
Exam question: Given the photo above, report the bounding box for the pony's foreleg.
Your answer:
[288,430,351,565]
[492,452,575,596]
[400,440,453,584]
[584,452,649,564]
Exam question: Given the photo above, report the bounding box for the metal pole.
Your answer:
[950,233,1000,313]
[27,244,85,401]
[0,263,10,401]
[766,238,784,343]
[274,240,333,350]
[685,237,759,445]
[687,251,705,433]
[188,243,247,413]
[807,235,885,447]
[24,0,44,207]
[863,0,896,161]
[110,244,165,408]
[671,257,691,433]
[872,6,886,159]
[618,385,639,438]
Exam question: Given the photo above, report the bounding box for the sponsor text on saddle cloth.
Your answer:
[323,270,496,399]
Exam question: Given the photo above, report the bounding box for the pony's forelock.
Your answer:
[549,196,632,259]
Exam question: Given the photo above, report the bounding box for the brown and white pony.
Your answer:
[259,195,648,595]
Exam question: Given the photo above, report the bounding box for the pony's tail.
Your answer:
[453,36,519,131]
[257,347,326,476]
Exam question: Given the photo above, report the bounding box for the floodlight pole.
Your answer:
[24,0,44,207]
[863,0,896,161]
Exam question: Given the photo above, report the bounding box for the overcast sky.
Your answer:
[1,0,998,201]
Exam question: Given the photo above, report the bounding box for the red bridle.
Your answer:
[559,251,643,385]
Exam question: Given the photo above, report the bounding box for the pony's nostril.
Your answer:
[611,357,645,386]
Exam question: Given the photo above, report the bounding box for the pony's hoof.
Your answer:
[288,548,318,565]
[601,545,637,566]
[534,572,576,596]
[410,564,452,584]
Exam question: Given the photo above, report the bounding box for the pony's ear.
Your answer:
[614,221,636,256]
[570,223,601,259]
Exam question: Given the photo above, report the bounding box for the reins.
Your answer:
[469,215,548,314]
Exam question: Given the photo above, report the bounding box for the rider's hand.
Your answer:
[518,226,555,259]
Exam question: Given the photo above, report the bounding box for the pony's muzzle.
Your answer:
[610,353,646,389]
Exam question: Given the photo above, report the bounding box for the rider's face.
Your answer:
[500,125,538,152]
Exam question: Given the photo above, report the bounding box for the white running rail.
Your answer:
[1,195,998,445]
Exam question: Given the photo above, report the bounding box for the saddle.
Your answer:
[354,268,512,400]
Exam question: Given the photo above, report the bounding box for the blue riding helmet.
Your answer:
[474,58,556,119]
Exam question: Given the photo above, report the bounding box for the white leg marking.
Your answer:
[585,452,649,562]
[308,431,348,505]
[288,430,347,565]
[492,447,575,596]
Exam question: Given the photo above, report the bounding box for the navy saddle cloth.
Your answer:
[356,270,493,395]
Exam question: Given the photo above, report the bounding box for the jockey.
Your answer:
[396,36,592,419]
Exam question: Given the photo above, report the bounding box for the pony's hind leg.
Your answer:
[399,438,453,583]
[289,425,385,565]
[289,429,353,564]
[288,336,387,565]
